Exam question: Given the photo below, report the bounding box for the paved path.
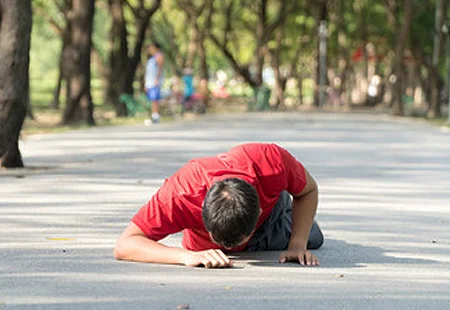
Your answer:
[1,112,450,309]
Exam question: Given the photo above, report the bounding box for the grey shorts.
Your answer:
[246,191,324,252]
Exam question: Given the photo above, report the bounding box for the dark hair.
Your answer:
[151,41,161,49]
[202,178,260,248]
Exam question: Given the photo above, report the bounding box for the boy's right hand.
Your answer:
[182,249,233,268]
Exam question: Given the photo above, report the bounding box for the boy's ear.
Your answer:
[208,232,224,247]
[208,232,216,243]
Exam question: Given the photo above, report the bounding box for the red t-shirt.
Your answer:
[132,143,307,251]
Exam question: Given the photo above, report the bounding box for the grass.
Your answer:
[22,96,252,137]
[425,116,450,127]
[25,74,149,137]
[26,69,449,138]
[22,108,149,137]
[25,70,253,138]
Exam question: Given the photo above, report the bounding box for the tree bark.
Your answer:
[290,3,311,107]
[185,15,198,69]
[297,73,304,106]
[51,23,71,110]
[427,0,447,118]
[106,0,161,117]
[159,11,182,76]
[314,1,327,107]
[254,0,268,86]
[332,0,350,106]
[50,62,64,110]
[62,0,96,125]
[391,0,414,116]
[198,29,208,80]
[0,0,32,168]
[106,0,128,115]
[271,27,287,109]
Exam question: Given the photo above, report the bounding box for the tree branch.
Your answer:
[208,33,256,88]
[34,6,64,36]
[264,1,296,43]
[124,0,139,17]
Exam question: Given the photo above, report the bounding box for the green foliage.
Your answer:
[30,1,62,109]
[29,0,450,120]
[92,1,111,64]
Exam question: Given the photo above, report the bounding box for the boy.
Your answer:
[115,143,323,268]
[144,42,164,124]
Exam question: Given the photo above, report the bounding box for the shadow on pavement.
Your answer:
[235,238,438,268]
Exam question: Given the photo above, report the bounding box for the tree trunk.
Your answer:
[106,0,128,115]
[0,0,32,168]
[391,0,414,116]
[314,2,327,107]
[273,78,287,109]
[198,29,208,80]
[427,0,447,118]
[271,26,286,109]
[331,0,350,106]
[185,14,198,69]
[356,0,369,105]
[50,64,63,110]
[411,44,430,106]
[254,1,268,86]
[297,73,304,106]
[160,11,182,76]
[62,0,96,125]
[51,24,71,110]
[106,0,161,117]
[26,94,34,120]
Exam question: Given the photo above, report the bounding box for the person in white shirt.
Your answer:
[144,42,164,124]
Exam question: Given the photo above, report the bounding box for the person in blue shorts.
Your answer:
[145,42,164,124]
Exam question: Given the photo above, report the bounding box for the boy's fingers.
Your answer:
[201,258,212,268]
[204,252,221,268]
[279,250,319,266]
[208,250,227,267]
[311,254,317,266]
[306,252,312,266]
[298,253,305,266]
[313,254,320,266]
[217,250,233,266]
[214,250,232,267]
[279,251,293,263]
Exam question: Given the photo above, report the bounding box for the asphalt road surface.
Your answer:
[1,112,450,309]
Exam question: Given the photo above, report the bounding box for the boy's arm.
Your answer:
[114,222,232,268]
[279,169,320,266]
[155,53,164,84]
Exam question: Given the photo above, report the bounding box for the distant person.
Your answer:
[115,143,323,268]
[189,78,210,112]
[181,67,194,108]
[213,70,229,99]
[169,76,183,103]
[144,42,164,124]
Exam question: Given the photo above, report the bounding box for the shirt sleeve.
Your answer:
[131,179,187,241]
[276,145,307,195]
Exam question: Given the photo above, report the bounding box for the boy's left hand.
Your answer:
[279,249,320,266]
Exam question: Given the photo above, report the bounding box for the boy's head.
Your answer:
[202,178,260,249]
[183,67,193,75]
[147,41,161,55]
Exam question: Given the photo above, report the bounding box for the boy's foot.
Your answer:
[151,112,160,124]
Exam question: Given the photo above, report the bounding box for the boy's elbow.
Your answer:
[114,240,127,261]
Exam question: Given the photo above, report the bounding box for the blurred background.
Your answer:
[0,0,449,167]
